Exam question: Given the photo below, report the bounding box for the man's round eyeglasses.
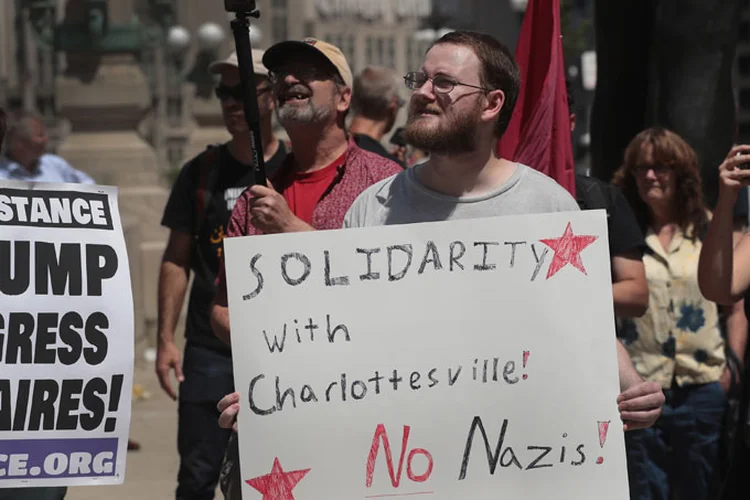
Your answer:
[403,71,492,94]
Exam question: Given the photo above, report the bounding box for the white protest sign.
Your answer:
[224,210,629,500]
[0,180,133,488]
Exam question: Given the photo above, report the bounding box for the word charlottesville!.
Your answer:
[240,239,554,301]
[247,352,531,417]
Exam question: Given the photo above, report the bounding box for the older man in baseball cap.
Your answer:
[210,38,402,499]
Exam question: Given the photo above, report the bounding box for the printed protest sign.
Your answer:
[224,210,629,499]
[0,180,133,488]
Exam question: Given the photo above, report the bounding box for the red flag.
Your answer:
[496,0,576,197]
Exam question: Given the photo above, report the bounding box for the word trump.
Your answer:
[0,241,118,297]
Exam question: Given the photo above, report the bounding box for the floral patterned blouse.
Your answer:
[619,225,725,388]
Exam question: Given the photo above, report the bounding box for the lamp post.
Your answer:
[161,21,235,168]
[161,25,192,167]
[185,22,226,100]
[509,0,529,13]
[509,0,528,26]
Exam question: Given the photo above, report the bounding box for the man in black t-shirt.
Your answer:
[566,79,649,321]
[565,80,650,404]
[349,65,405,167]
[157,48,287,499]
[575,174,649,317]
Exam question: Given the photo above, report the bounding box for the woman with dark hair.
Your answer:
[612,127,746,500]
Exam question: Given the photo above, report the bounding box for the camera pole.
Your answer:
[228,6,267,186]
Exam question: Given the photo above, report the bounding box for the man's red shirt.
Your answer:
[278,150,345,224]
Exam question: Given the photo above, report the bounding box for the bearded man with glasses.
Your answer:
[344,30,665,431]
[156,48,287,500]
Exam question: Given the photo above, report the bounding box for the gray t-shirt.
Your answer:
[343,163,579,228]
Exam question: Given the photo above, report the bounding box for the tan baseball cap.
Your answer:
[208,48,268,77]
[262,38,353,88]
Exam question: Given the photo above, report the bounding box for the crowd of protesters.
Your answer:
[3,25,750,500]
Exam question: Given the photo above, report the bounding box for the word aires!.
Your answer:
[0,375,125,433]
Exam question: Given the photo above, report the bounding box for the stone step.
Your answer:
[117,185,171,243]
[57,132,166,188]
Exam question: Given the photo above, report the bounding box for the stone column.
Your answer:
[54,0,172,361]
[590,0,744,207]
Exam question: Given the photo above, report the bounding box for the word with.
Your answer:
[0,190,113,230]
[0,375,124,433]
[0,311,109,366]
[247,353,529,416]
[240,240,550,301]
[0,451,114,479]
[262,314,351,354]
[459,417,587,479]
[366,424,433,489]
[0,241,118,297]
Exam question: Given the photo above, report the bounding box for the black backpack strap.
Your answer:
[192,144,222,237]
[576,175,615,213]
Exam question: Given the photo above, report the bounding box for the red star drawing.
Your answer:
[539,222,598,279]
[246,458,310,500]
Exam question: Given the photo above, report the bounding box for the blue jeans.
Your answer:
[625,381,725,500]
[176,344,234,500]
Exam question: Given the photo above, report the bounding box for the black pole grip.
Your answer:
[230,15,267,186]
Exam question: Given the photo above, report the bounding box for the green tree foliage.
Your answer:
[560,0,593,64]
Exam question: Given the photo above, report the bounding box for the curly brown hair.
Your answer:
[611,127,708,241]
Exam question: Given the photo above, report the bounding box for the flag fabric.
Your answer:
[496,0,576,196]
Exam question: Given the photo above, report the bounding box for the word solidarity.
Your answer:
[0,190,113,229]
[240,240,551,301]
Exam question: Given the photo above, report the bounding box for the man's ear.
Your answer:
[337,86,352,113]
[481,89,505,126]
